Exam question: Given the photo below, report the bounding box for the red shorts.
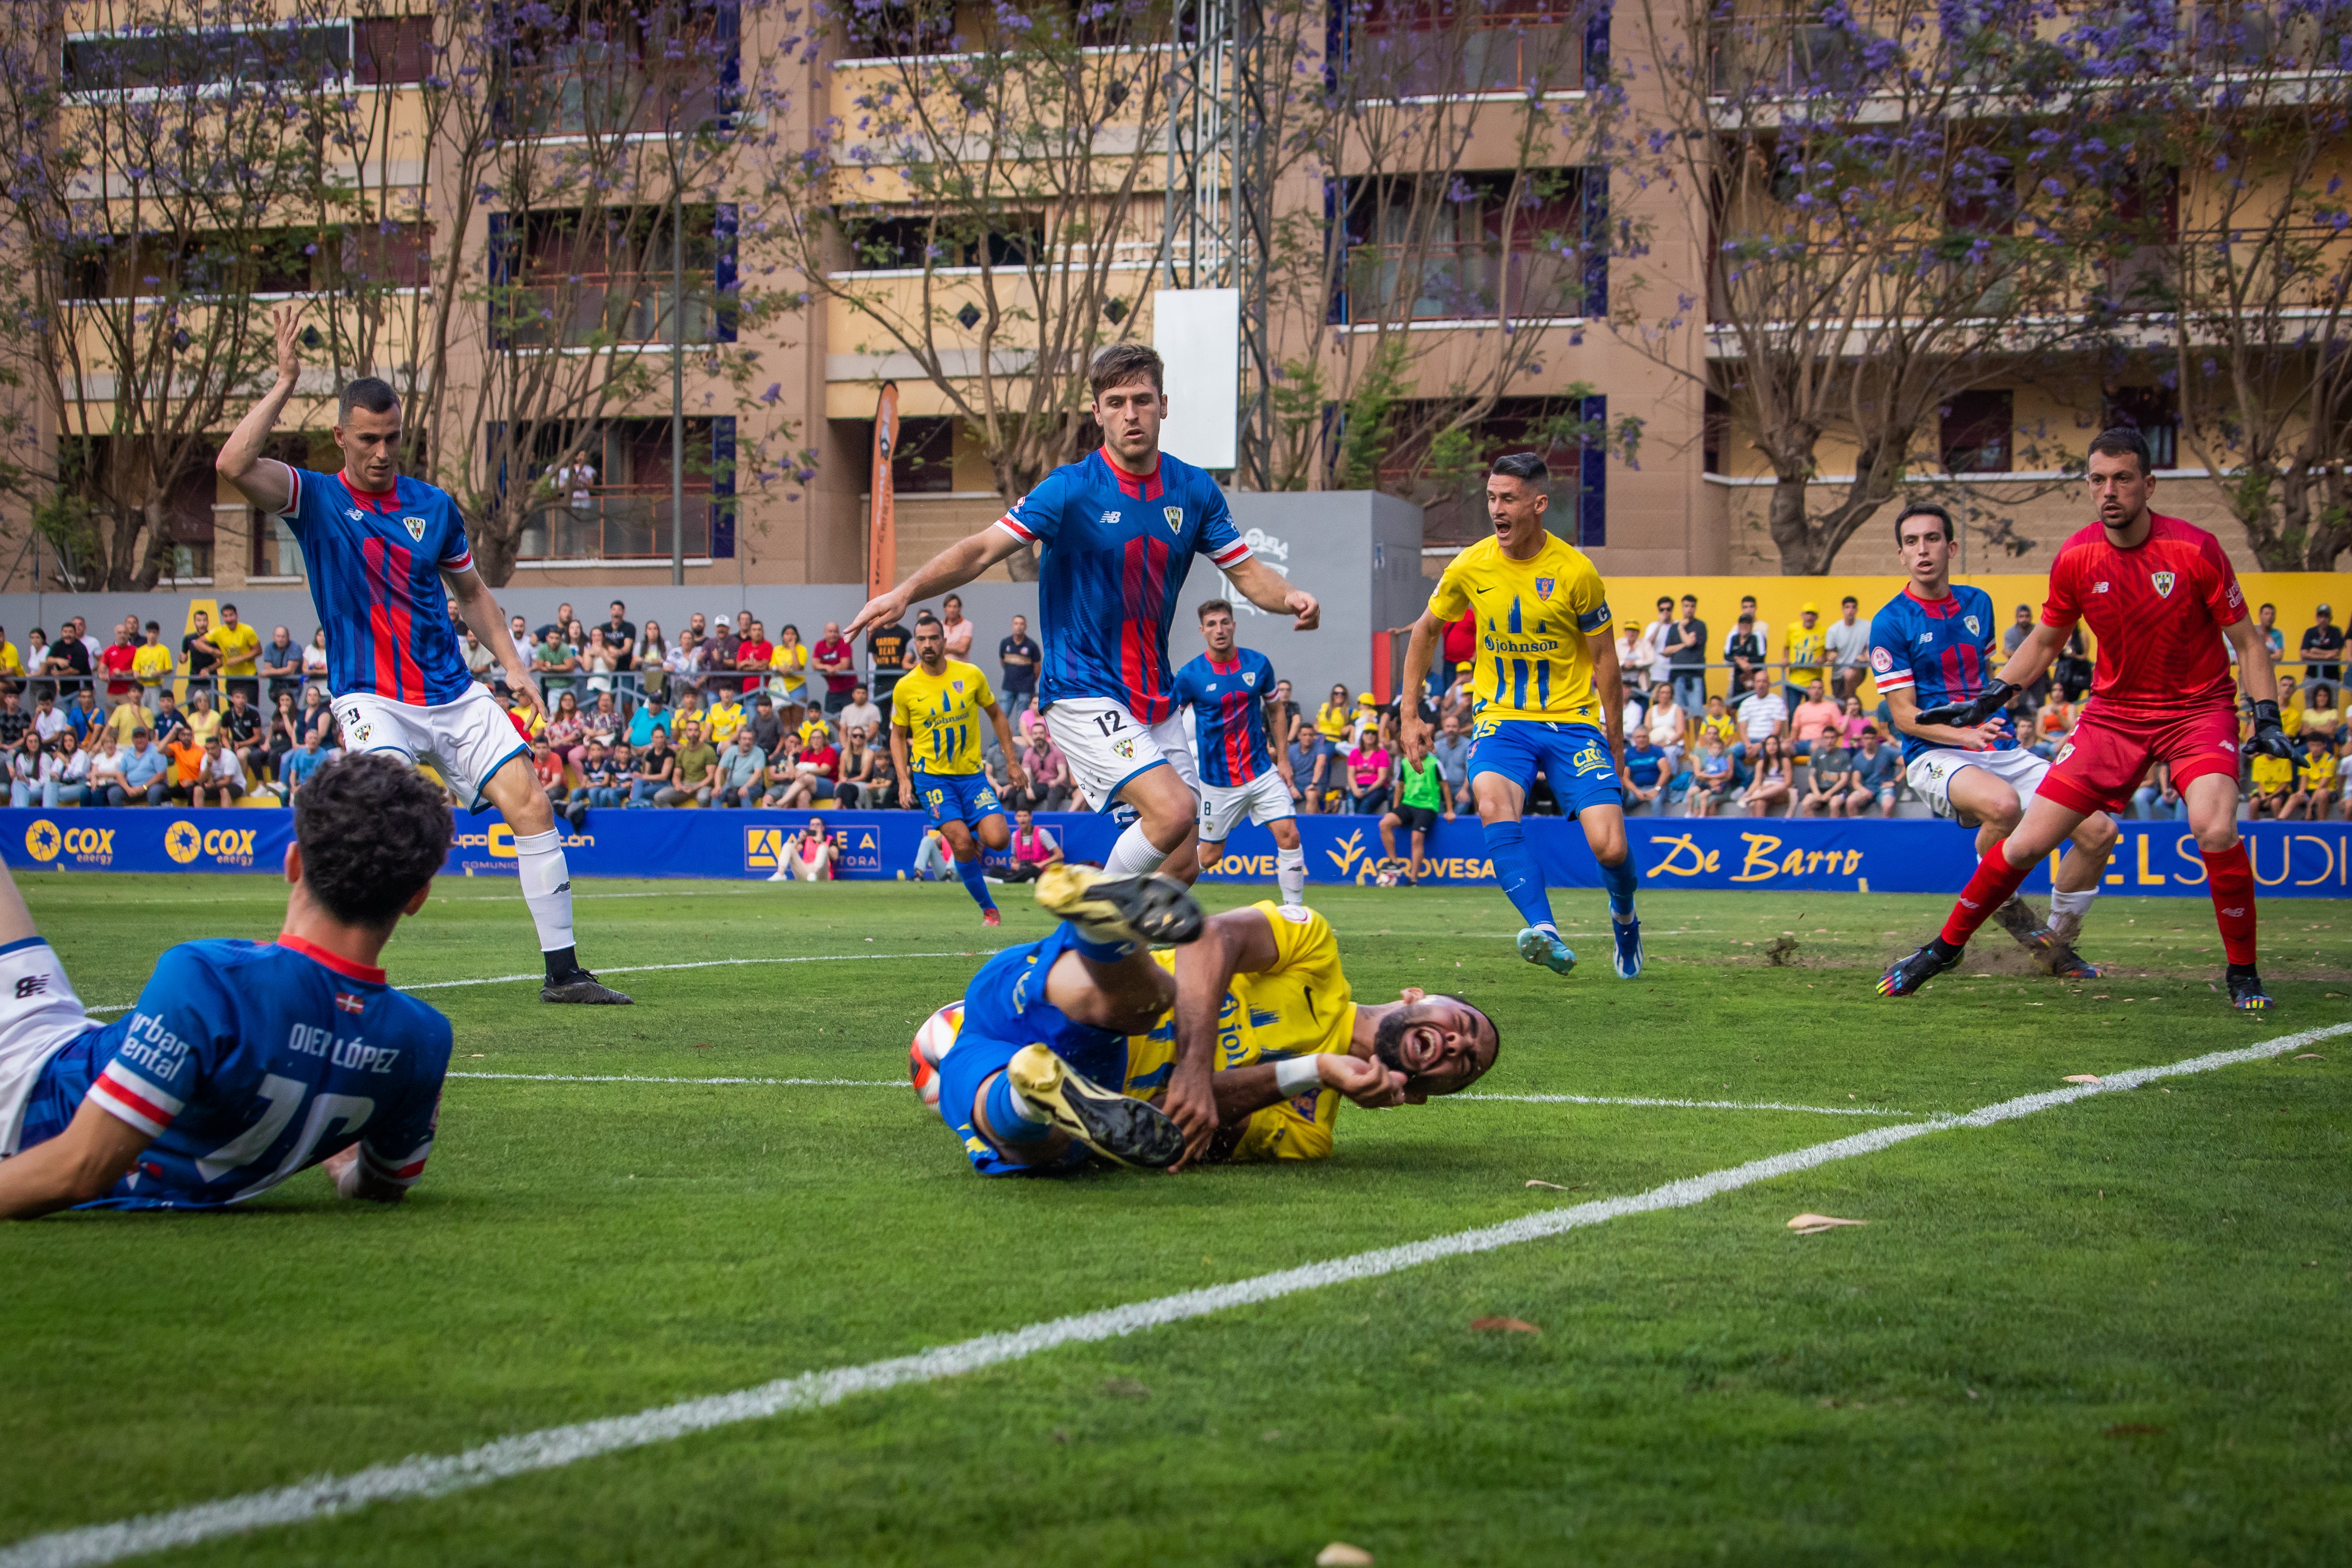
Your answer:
[2039,702,2241,816]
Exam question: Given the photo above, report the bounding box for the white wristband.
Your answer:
[1273,1055,1323,1096]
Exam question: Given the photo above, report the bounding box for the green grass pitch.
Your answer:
[2,872,2348,1566]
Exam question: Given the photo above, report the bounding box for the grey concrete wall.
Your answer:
[0,491,1418,710]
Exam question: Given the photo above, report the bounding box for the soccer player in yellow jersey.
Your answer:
[911,881,1500,1174]
[1400,452,1643,980]
[892,615,1028,926]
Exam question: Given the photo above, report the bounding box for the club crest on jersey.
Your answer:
[403,516,427,541]
[1870,646,1894,673]
[1163,505,1183,535]
[1534,576,1556,601]
[1964,615,1981,635]
[2151,571,2177,598]
[1241,671,1256,687]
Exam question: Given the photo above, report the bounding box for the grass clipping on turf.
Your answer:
[1787,1213,1867,1235]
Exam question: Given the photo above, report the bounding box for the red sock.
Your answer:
[1940,841,2034,949]
[2201,844,2259,967]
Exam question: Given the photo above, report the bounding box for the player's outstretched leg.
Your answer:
[1035,861,1204,952]
[481,754,631,1004]
[992,1044,1184,1169]
[1879,838,2035,997]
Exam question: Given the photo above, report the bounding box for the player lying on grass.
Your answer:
[909,866,1500,1174]
[892,615,1027,928]
[0,755,453,1219]
[1873,502,2116,978]
[1879,427,2292,1011]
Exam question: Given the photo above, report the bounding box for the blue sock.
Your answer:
[955,858,996,912]
[1483,820,1555,933]
[1601,856,1639,921]
[982,1071,1054,1144]
[1063,925,1139,964]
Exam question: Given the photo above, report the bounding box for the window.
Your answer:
[1340,170,1593,322]
[66,225,423,300]
[495,207,727,346]
[892,417,956,492]
[2103,386,2178,470]
[1703,390,1729,474]
[513,417,730,560]
[64,21,351,94]
[1382,394,1606,543]
[355,16,435,84]
[502,0,731,135]
[1940,389,2012,474]
[843,214,1044,271]
[1355,0,1593,97]
[1944,158,2016,236]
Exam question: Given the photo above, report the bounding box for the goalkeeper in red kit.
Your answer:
[1878,428,2295,1011]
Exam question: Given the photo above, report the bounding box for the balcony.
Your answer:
[502,56,723,137]
[1352,19,1588,96]
[517,488,715,561]
[500,275,716,349]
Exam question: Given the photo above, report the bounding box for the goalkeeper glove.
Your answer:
[2241,699,2296,760]
[1914,679,2017,730]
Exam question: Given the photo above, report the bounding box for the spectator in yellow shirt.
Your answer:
[130,622,174,710]
[703,690,747,746]
[1782,603,1827,701]
[0,628,21,695]
[2247,751,2295,818]
[105,697,148,748]
[182,689,223,747]
[201,603,264,705]
[2288,747,2339,821]
[1696,694,1739,753]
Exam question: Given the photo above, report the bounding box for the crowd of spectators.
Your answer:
[0,592,2345,828]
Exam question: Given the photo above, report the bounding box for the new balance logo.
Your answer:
[14,975,46,998]
[2223,907,2245,918]
[554,880,572,894]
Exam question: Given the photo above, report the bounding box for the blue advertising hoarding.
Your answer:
[1,808,2346,898]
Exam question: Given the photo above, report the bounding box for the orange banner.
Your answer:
[868,382,898,602]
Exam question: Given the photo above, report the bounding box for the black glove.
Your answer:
[2241,699,2296,760]
[1914,679,2017,730]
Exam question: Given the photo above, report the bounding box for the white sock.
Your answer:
[1104,822,1170,878]
[2049,888,2097,938]
[1277,845,1307,905]
[513,829,576,954]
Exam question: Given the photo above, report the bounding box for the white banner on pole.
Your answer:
[1151,288,1240,471]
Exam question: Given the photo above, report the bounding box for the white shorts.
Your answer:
[333,686,529,811]
[0,938,96,1156]
[1905,746,2050,828]
[1198,770,1295,843]
[1044,698,1200,813]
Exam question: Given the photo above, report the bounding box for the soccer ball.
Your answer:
[1374,867,1401,888]
[909,1001,963,1112]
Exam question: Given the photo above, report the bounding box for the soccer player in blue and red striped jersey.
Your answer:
[215,307,626,1004]
[848,345,1320,897]
[1870,502,2115,976]
[0,755,453,1218]
[1174,600,1305,905]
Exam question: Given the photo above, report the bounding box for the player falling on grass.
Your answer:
[0,756,452,1218]
[1176,598,1306,907]
[1400,452,1643,981]
[912,865,1500,1175]
[217,308,627,1004]
[892,616,1029,927]
[1873,502,2116,978]
[846,344,1318,886]
[1879,428,2295,1010]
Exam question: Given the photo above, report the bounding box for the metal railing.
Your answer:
[517,490,715,562]
[500,275,716,349]
[1344,239,1585,322]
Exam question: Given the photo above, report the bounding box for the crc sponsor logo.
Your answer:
[165,821,258,866]
[451,824,592,875]
[25,820,115,865]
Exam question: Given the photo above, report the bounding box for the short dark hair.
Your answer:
[1490,451,1549,483]
[1088,343,1164,397]
[293,754,452,930]
[144,620,159,632]
[338,376,400,421]
[1841,595,1858,607]
[1895,502,1954,543]
[1196,598,1235,621]
[221,603,237,614]
[2087,425,2153,476]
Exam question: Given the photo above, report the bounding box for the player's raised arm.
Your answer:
[846,528,1029,641]
[214,304,305,518]
[1224,555,1319,631]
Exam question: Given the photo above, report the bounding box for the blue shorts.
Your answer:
[1468,719,1624,819]
[938,926,1127,1177]
[914,770,1005,832]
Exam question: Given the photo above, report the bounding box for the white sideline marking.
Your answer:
[1450,1092,1922,1118]
[6,1020,2342,1568]
[439,1072,1915,1118]
[77,950,981,1012]
[448,1072,903,1088]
